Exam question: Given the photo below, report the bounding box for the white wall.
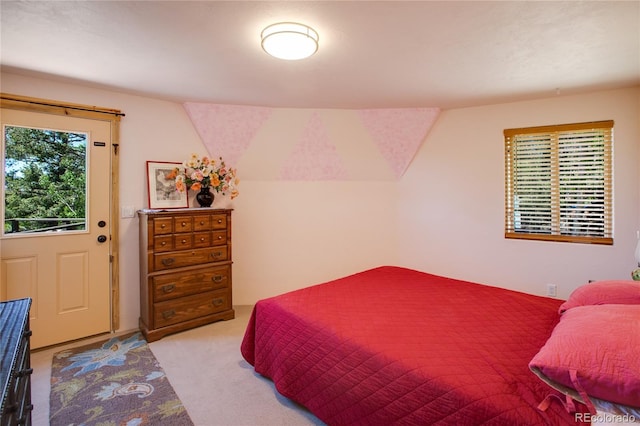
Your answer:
[397,87,640,299]
[2,72,638,332]
[231,180,400,303]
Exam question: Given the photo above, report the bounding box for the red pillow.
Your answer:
[529,304,640,408]
[558,280,640,314]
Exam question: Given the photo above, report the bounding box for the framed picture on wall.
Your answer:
[146,161,188,209]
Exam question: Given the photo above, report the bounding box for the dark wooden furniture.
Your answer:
[138,208,234,342]
[0,298,33,426]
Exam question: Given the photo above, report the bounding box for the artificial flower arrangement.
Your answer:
[167,154,239,199]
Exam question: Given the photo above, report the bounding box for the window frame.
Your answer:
[504,120,613,245]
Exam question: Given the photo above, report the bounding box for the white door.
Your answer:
[1,108,112,349]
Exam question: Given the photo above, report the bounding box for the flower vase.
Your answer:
[195,186,214,207]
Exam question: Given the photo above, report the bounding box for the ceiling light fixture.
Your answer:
[261,22,319,60]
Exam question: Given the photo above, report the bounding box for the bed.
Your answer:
[241,266,639,425]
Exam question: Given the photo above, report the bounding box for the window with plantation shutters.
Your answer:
[504,120,613,245]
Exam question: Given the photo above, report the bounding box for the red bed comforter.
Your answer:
[241,266,584,425]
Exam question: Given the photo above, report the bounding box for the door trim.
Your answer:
[1,93,124,330]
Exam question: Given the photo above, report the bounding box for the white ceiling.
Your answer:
[1,1,638,109]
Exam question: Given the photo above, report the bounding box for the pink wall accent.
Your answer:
[279,112,349,180]
[183,102,271,167]
[358,108,440,178]
[185,102,439,180]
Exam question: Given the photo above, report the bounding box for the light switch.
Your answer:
[121,205,135,218]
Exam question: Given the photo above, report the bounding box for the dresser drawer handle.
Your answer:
[18,406,34,424]
[181,239,187,244]
[181,221,187,227]
[161,258,175,266]
[162,284,176,293]
[162,309,176,319]
[217,235,223,240]
[213,298,224,307]
[210,252,222,259]
[212,275,224,283]
[199,221,205,225]
[161,241,167,246]
[17,368,33,378]
[161,224,166,228]
[217,219,223,224]
[200,237,205,242]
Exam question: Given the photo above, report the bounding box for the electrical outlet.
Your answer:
[546,283,557,297]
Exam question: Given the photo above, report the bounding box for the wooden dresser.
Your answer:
[0,298,33,426]
[138,208,234,342]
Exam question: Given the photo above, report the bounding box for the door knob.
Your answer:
[97,235,107,243]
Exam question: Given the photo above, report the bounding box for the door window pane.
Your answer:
[3,125,87,235]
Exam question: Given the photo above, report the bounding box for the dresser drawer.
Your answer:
[152,265,230,302]
[173,234,193,250]
[212,230,226,246]
[153,217,173,235]
[154,235,173,252]
[193,232,211,248]
[193,215,211,231]
[174,217,193,233]
[154,289,231,328]
[212,214,227,229]
[154,246,229,270]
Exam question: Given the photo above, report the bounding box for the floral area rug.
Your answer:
[50,332,193,426]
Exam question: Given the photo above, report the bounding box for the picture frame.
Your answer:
[146,161,188,209]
